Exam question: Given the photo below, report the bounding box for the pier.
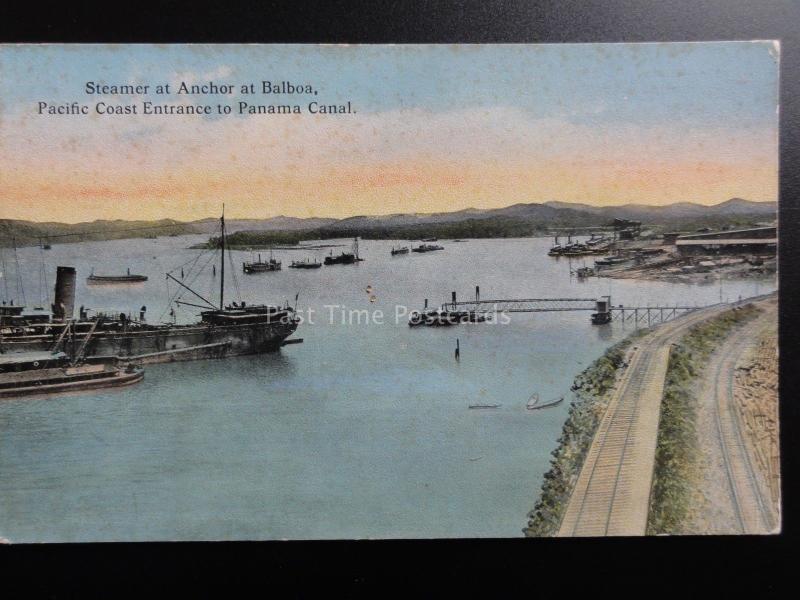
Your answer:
[426,287,704,326]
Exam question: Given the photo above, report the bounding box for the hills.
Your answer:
[0,198,777,247]
[218,197,776,236]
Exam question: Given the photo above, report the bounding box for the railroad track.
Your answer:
[557,303,732,537]
[712,311,777,534]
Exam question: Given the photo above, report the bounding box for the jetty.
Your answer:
[410,287,704,327]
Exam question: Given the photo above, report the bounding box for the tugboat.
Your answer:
[411,243,444,253]
[87,268,148,284]
[390,246,409,255]
[324,238,364,265]
[288,258,322,269]
[243,250,281,273]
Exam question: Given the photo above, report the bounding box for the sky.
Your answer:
[0,43,780,223]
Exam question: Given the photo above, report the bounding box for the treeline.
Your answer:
[206,216,575,248]
[0,218,198,247]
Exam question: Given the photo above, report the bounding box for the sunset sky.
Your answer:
[0,43,779,223]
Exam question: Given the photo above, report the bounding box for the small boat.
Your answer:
[243,251,281,273]
[421,238,438,242]
[469,404,501,410]
[526,393,564,410]
[390,246,409,255]
[594,255,630,268]
[573,266,595,278]
[0,352,144,399]
[411,243,444,253]
[324,238,364,265]
[87,268,148,284]
[289,258,322,269]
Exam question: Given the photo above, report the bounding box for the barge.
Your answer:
[289,258,322,269]
[0,352,143,399]
[87,268,148,284]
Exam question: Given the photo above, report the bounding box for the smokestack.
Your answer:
[452,291,457,304]
[476,286,480,302]
[424,299,428,309]
[53,266,76,321]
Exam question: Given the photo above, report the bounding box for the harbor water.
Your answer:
[0,235,776,541]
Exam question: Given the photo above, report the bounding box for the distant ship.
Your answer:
[390,246,409,255]
[289,258,322,269]
[411,243,444,253]
[324,238,364,265]
[87,268,148,284]
[243,251,281,273]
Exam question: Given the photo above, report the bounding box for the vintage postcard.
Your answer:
[0,43,779,541]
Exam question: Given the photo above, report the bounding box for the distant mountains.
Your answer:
[208,197,777,234]
[0,198,777,247]
[541,198,777,221]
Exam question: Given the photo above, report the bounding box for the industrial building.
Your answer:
[674,226,777,257]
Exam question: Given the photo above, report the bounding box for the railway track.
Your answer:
[557,303,732,537]
[711,312,777,534]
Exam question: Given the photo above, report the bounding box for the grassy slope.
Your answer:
[646,303,760,534]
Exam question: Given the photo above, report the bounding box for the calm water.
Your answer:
[0,235,775,541]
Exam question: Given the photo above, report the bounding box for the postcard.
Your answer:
[0,43,779,541]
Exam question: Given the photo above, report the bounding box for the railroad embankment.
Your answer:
[646,303,761,534]
[524,332,643,536]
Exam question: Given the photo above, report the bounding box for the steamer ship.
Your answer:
[0,211,300,364]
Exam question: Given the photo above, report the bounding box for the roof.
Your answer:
[677,226,776,240]
[676,238,777,246]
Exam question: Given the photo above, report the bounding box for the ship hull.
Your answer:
[0,320,298,365]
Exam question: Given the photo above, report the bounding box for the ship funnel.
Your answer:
[52,266,76,321]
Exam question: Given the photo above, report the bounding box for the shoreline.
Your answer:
[525,296,778,537]
[523,330,645,536]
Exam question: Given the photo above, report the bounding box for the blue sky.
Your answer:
[1,43,778,126]
[0,43,780,222]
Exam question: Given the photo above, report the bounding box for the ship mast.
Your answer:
[219,205,225,310]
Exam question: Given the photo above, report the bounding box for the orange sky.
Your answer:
[0,45,779,223]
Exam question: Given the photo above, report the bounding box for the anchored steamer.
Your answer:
[0,212,299,364]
